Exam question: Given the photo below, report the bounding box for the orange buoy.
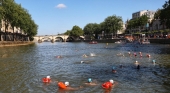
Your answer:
[102,82,112,89]
[58,82,66,89]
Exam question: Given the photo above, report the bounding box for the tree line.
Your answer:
[0,0,38,41]
[64,15,123,40]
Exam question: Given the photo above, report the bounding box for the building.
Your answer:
[132,10,155,22]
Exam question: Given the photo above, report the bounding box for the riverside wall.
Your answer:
[0,41,35,47]
[74,38,170,44]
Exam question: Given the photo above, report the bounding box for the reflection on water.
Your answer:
[0,42,170,93]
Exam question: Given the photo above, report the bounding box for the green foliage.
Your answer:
[70,25,83,38]
[0,0,38,41]
[64,30,71,35]
[103,15,123,34]
[160,0,170,28]
[154,9,162,19]
[126,15,148,31]
[83,23,100,39]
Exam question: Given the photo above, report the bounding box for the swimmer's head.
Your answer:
[112,66,115,70]
[88,78,92,83]
[109,79,114,84]
[153,60,156,63]
[136,61,138,63]
[81,61,84,63]
[47,76,50,78]
[65,82,69,86]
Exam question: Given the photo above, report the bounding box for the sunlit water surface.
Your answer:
[0,42,170,93]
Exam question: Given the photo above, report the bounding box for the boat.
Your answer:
[89,41,97,44]
[115,40,124,44]
[141,39,150,44]
[115,41,121,44]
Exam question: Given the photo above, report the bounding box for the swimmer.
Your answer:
[135,61,139,65]
[56,56,62,58]
[128,52,131,55]
[84,78,98,86]
[81,61,84,63]
[119,64,123,68]
[147,54,151,58]
[42,76,51,83]
[152,60,156,64]
[112,66,117,73]
[137,64,140,69]
[102,79,118,90]
[83,54,87,57]
[134,53,137,57]
[57,81,82,90]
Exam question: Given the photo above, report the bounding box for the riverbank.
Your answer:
[73,38,170,44]
[0,41,35,47]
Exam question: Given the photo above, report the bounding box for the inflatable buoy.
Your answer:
[102,82,112,89]
[58,82,66,89]
[42,76,51,83]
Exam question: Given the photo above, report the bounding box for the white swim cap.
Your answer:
[65,82,69,86]
[136,61,138,63]
[109,79,114,84]
[47,76,50,78]
[81,61,84,63]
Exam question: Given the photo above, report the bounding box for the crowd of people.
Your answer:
[51,51,155,92]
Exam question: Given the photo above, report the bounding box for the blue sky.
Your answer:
[15,0,167,35]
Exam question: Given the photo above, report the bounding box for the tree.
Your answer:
[83,23,100,39]
[64,30,71,35]
[160,0,170,29]
[70,25,83,39]
[103,15,123,36]
[0,0,38,41]
[154,9,162,19]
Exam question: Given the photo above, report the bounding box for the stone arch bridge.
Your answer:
[33,35,84,42]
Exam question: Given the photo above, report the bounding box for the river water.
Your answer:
[0,42,170,93]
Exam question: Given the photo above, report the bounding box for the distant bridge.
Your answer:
[33,35,84,42]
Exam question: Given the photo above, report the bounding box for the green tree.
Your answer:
[154,9,162,19]
[83,23,100,39]
[160,0,170,29]
[70,25,83,39]
[103,15,123,36]
[64,30,71,35]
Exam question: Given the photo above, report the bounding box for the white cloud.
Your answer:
[55,4,66,9]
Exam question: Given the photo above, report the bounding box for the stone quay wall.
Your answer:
[0,41,35,47]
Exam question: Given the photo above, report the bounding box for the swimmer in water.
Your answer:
[56,56,62,58]
[152,60,156,65]
[102,79,118,90]
[137,64,140,70]
[119,64,123,68]
[83,54,88,57]
[81,61,84,63]
[42,76,51,83]
[147,54,151,58]
[112,66,117,73]
[57,81,83,90]
[84,78,98,86]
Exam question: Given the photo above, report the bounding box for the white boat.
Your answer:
[141,39,150,44]
[115,41,121,43]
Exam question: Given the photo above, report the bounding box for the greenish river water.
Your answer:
[0,42,170,93]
